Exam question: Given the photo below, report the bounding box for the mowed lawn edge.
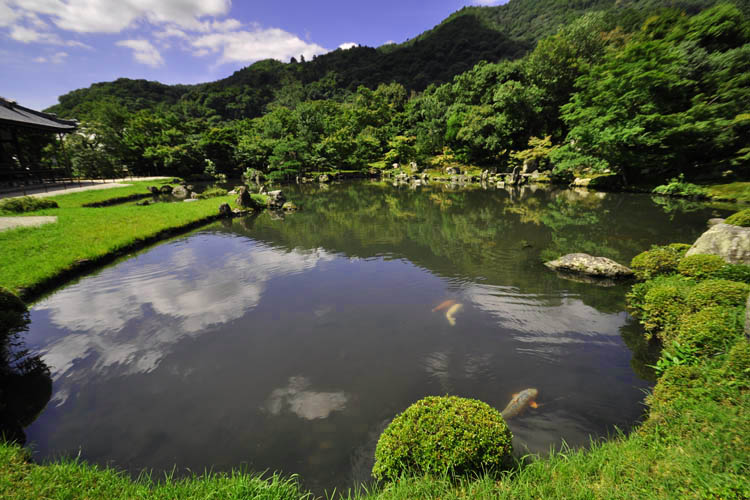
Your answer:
[0,193,235,300]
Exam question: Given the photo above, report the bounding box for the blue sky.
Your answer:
[0,0,508,111]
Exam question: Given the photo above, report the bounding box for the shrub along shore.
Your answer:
[1,185,749,499]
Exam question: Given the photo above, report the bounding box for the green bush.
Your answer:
[631,245,688,280]
[685,279,750,311]
[725,208,750,227]
[677,254,726,279]
[652,175,708,198]
[195,187,228,199]
[640,276,694,340]
[0,197,58,213]
[712,263,750,284]
[723,339,750,378]
[372,396,513,481]
[676,306,744,356]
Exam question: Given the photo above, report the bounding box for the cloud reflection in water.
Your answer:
[264,376,348,420]
[31,236,334,404]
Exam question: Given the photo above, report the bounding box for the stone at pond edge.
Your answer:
[685,223,750,265]
[267,190,286,209]
[218,203,232,217]
[282,201,298,211]
[148,186,159,194]
[172,185,190,198]
[545,253,634,279]
[235,186,257,209]
[159,185,173,194]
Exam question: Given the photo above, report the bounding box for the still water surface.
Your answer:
[22,182,729,492]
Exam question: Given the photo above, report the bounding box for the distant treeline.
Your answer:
[37,1,750,184]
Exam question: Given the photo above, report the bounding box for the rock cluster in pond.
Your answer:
[686,223,750,265]
[545,253,634,279]
[172,185,190,198]
[267,190,286,209]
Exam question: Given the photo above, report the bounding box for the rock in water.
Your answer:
[686,223,750,265]
[544,253,634,279]
[267,190,286,209]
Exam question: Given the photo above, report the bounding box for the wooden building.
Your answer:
[0,96,77,190]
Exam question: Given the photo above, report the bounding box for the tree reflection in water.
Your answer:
[0,290,52,445]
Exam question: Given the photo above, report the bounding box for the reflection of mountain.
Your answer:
[0,292,52,445]
[222,182,720,316]
[31,236,334,404]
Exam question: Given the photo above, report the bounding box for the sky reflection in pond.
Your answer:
[23,182,731,494]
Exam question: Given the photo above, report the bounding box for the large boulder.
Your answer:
[686,223,750,265]
[159,185,173,194]
[545,253,634,279]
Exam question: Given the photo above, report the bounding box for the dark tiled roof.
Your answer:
[0,97,77,132]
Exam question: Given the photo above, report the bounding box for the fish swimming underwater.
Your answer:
[445,303,463,326]
[432,299,456,312]
[500,388,539,419]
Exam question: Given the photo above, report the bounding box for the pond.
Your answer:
[19,182,730,493]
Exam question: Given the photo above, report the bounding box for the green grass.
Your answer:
[2,192,748,499]
[0,187,233,296]
[704,182,750,203]
[0,445,310,500]
[49,180,170,208]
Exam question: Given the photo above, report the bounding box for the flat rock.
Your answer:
[685,223,750,265]
[0,216,57,232]
[545,253,634,279]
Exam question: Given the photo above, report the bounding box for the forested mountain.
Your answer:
[49,0,747,122]
[38,0,750,186]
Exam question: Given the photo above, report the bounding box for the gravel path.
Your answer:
[0,177,171,199]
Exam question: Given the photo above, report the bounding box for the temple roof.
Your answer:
[0,97,77,132]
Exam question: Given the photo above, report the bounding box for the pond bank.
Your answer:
[1,182,747,499]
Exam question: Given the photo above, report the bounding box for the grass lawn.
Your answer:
[1,185,748,499]
[0,181,234,297]
[704,182,750,203]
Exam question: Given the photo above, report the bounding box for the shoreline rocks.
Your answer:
[686,223,750,265]
[544,253,634,279]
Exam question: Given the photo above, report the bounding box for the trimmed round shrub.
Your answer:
[372,396,513,481]
[677,254,726,279]
[725,208,750,227]
[676,306,744,356]
[723,339,750,378]
[631,245,685,280]
[668,243,692,257]
[640,277,694,340]
[685,279,750,311]
[712,263,750,284]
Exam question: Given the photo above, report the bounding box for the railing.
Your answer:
[0,168,83,195]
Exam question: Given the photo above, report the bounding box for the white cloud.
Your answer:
[192,25,328,64]
[4,0,231,33]
[338,42,358,50]
[116,39,164,67]
[33,51,68,63]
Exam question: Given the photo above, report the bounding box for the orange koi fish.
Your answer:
[500,388,539,419]
[432,299,456,312]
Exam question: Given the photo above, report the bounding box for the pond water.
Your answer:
[19,182,730,493]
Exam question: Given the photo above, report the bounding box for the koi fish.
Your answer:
[500,388,539,419]
[432,299,456,312]
[445,303,463,326]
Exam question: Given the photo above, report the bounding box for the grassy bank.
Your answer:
[0,182,234,299]
[1,187,748,499]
